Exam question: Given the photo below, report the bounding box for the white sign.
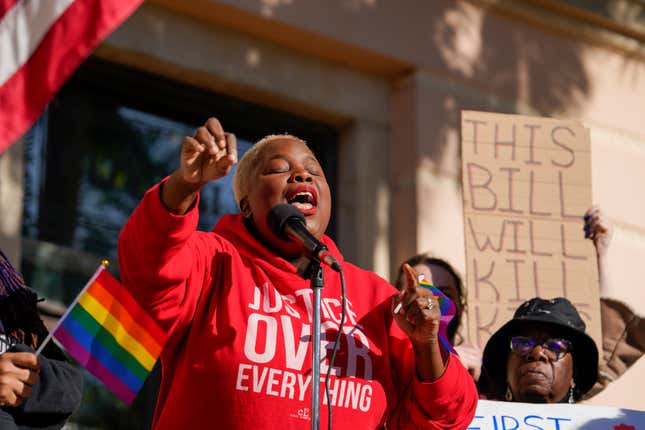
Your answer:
[470,400,645,430]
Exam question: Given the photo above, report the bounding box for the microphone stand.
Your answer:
[306,256,324,430]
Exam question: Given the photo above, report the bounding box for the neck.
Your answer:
[243,216,309,269]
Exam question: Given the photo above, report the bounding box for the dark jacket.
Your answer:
[0,342,83,430]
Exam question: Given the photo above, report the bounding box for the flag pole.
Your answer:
[36,260,109,356]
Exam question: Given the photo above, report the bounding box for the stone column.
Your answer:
[0,139,24,265]
[337,120,390,280]
[390,71,467,278]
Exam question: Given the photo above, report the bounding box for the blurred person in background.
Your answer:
[583,206,645,396]
[0,250,83,429]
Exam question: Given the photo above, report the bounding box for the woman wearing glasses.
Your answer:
[478,297,598,403]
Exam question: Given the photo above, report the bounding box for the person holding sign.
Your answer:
[583,206,645,396]
[118,117,478,429]
[0,250,83,429]
[479,297,598,403]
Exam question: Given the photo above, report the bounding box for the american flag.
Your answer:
[0,0,143,153]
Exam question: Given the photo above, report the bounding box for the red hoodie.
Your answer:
[118,182,477,429]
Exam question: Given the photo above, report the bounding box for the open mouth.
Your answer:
[286,186,318,214]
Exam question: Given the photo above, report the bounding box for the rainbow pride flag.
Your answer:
[419,279,457,354]
[39,266,167,404]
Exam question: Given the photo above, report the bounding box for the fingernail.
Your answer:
[393,302,403,315]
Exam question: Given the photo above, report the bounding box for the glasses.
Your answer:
[510,336,573,361]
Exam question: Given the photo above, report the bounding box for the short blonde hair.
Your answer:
[233,134,306,207]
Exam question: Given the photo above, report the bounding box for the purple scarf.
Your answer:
[0,250,43,349]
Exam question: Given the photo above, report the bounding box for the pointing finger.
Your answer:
[403,264,420,294]
[393,264,421,315]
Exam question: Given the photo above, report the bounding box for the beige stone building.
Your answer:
[0,0,643,420]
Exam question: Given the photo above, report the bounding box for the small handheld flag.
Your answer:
[37,264,167,404]
[418,278,457,354]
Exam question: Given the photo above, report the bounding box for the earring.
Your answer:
[239,199,252,218]
[568,386,575,404]
[505,386,513,401]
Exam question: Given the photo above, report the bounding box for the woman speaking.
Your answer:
[118,117,477,429]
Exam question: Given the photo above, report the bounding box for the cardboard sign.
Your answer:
[460,111,601,352]
[471,400,645,429]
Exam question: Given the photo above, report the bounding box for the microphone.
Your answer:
[267,204,341,272]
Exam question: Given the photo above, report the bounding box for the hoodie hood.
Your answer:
[213,214,343,286]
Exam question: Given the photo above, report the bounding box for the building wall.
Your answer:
[117,0,645,311]
[96,0,645,407]
[97,1,394,276]
[2,0,637,304]
[1,0,643,410]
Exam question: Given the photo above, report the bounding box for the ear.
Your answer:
[239,198,252,218]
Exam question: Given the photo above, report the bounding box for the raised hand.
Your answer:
[0,351,40,407]
[393,264,441,346]
[584,205,614,296]
[392,264,447,381]
[584,205,613,258]
[163,118,238,214]
[179,117,237,185]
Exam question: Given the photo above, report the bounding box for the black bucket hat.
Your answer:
[481,297,599,399]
